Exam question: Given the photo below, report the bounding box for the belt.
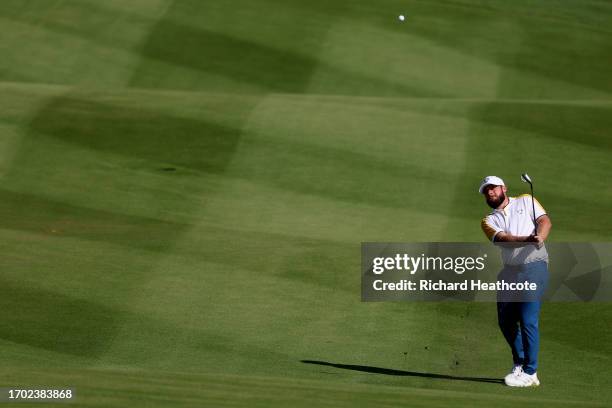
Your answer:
[503,260,547,271]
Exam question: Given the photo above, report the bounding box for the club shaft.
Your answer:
[530,184,537,235]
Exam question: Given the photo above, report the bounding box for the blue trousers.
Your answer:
[497,261,548,375]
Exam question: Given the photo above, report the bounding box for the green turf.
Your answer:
[0,0,611,407]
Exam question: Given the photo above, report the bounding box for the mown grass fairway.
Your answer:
[0,0,611,406]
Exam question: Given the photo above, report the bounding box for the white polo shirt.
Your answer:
[481,195,548,265]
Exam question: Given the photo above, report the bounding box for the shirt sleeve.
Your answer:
[534,197,547,219]
[481,216,503,242]
[524,195,547,220]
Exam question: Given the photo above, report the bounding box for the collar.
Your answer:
[493,196,515,215]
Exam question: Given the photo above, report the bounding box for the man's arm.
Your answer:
[493,231,531,242]
[533,214,552,244]
[494,215,552,244]
[530,196,551,244]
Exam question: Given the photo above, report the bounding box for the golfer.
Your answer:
[479,176,552,387]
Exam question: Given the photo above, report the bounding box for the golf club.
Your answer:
[521,173,537,235]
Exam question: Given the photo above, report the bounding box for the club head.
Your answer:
[521,173,532,185]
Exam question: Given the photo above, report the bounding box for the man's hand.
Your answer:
[526,234,544,249]
[495,232,545,248]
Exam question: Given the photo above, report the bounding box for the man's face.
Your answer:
[483,184,506,209]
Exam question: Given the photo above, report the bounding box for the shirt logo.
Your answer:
[516,208,525,215]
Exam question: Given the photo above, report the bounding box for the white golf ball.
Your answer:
[399,14,405,21]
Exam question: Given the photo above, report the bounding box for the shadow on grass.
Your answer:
[301,360,504,384]
[28,97,243,174]
[135,20,318,93]
[131,17,440,96]
[470,102,612,151]
[0,278,124,357]
[388,2,612,94]
[0,189,186,252]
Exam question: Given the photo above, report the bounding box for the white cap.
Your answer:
[478,176,505,193]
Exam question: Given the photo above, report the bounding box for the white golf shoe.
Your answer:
[503,365,522,383]
[505,371,540,387]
